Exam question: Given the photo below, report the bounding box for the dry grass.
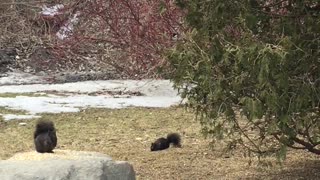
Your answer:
[0,107,28,115]
[0,107,320,179]
[0,92,48,98]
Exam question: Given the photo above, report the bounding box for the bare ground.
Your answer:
[0,107,319,180]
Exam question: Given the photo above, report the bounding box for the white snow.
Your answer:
[2,114,41,121]
[0,80,179,97]
[0,79,183,121]
[39,3,79,40]
[40,4,64,16]
[0,72,48,85]
[0,95,181,114]
[56,12,80,40]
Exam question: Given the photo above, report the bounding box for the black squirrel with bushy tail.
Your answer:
[34,120,57,153]
[150,133,181,151]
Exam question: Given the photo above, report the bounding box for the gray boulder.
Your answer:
[0,48,17,74]
[0,150,135,180]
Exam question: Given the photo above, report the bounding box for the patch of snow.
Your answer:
[0,80,179,97]
[0,80,183,120]
[40,4,64,16]
[2,114,41,121]
[0,95,181,115]
[39,4,79,40]
[56,12,80,40]
[0,72,47,85]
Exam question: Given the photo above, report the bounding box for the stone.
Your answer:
[0,150,136,180]
[0,48,17,64]
[0,48,17,74]
[18,122,27,126]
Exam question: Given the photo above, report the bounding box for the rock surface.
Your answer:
[0,48,17,73]
[0,150,136,180]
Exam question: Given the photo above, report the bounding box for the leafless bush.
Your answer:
[0,0,66,71]
[1,1,47,51]
[50,0,185,78]
[0,0,185,78]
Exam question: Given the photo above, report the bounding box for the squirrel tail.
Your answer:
[34,120,56,138]
[167,133,181,147]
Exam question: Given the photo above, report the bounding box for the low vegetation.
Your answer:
[168,0,320,159]
[0,107,319,179]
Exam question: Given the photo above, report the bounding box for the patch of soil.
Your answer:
[50,71,123,83]
[43,89,144,97]
[88,90,144,97]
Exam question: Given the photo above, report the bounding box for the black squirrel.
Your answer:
[151,133,181,151]
[34,120,57,153]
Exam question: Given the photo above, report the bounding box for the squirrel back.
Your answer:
[167,133,181,147]
[151,133,181,151]
[34,120,57,153]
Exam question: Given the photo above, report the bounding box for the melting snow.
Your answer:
[40,4,64,16]
[0,79,182,121]
[1,114,41,121]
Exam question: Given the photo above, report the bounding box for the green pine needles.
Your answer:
[168,0,320,160]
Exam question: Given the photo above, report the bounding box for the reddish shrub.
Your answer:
[49,0,185,78]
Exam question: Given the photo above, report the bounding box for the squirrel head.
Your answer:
[150,143,157,151]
